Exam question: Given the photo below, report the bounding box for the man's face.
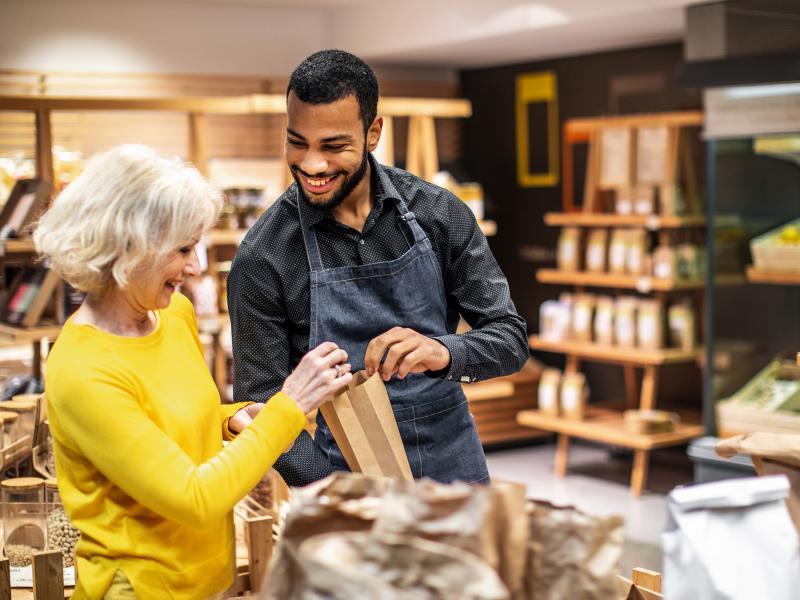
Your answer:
[286,91,380,209]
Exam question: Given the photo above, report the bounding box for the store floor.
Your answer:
[486,439,696,575]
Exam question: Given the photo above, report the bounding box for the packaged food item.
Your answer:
[637,299,665,350]
[585,229,608,273]
[614,297,638,347]
[608,229,629,274]
[669,300,696,351]
[624,409,677,434]
[615,188,633,215]
[538,369,561,416]
[677,244,703,280]
[626,229,648,275]
[593,296,615,345]
[571,295,595,342]
[633,185,656,215]
[557,227,582,272]
[653,244,678,279]
[560,372,588,420]
[539,300,571,342]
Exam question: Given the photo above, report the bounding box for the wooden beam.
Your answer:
[188,112,209,177]
[0,558,10,600]
[246,515,273,594]
[565,111,703,134]
[34,109,53,184]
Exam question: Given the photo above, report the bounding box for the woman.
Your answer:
[34,144,352,599]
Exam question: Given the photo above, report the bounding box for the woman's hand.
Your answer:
[228,403,264,434]
[282,342,352,414]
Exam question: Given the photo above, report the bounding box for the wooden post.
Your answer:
[188,112,209,177]
[582,131,600,213]
[0,558,10,600]
[31,339,43,382]
[246,515,273,594]
[32,550,64,600]
[631,449,649,497]
[554,433,570,477]
[35,109,54,187]
[639,365,659,412]
[419,116,438,181]
[405,116,422,178]
[632,567,662,593]
[374,115,394,167]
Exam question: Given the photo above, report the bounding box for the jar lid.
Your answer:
[44,478,58,489]
[3,397,38,412]
[0,411,18,422]
[1,477,44,491]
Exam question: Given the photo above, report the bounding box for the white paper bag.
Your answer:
[663,475,800,600]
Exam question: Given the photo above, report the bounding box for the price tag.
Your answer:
[10,566,75,588]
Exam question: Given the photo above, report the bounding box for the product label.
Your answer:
[10,566,75,588]
[562,388,579,411]
[539,388,556,408]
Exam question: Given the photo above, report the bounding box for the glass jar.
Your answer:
[45,478,79,568]
[1,477,46,567]
[0,411,18,449]
[3,395,39,442]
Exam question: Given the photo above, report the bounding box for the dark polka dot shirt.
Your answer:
[228,155,528,402]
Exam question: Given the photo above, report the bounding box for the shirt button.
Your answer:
[359,239,365,245]
[460,376,470,383]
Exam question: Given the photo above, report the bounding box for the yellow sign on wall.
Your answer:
[516,72,559,187]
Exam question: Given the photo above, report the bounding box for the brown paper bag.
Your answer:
[319,370,413,481]
[373,478,500,573]
[264,472,391,599]
[491,481,529,596]
[288,531,509,600]
[521,499,624,600]
[716,432,800,536]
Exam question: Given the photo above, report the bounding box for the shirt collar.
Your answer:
[296,154,402,228]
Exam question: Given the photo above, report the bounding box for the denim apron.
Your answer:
[297,191,489,484]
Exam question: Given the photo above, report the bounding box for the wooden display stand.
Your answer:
[520,112,707,497]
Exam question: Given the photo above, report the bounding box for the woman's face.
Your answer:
[126,240,201,312]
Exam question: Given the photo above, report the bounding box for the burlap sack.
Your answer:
[287,531,509,600]
[520,500,624,600]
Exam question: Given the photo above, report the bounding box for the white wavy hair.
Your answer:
[34,144,222,296]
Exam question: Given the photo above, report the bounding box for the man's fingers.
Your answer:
[395,348,427,379]
[380,339,417,381]
[365,328,407,374]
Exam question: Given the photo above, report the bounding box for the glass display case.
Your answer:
[704,82,800,437]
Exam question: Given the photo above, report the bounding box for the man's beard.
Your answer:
[293,146,369,210]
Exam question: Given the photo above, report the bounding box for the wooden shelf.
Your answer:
[543,212,705,229]
[0,238,36,254]
[0,321,62,342]
[529,335,701,366]
[746,266,800,285]
[536,269,705,291]
[516,406,704,451]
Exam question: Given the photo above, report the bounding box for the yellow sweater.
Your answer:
[45,293,306,599]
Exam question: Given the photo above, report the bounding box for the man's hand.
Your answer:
[228,403,264,434]
[364,327,451,381]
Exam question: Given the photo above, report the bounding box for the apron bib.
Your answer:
[297,191,489,484]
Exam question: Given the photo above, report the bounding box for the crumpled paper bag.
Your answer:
[520,500,624,600]
[263,472,391,599]
[287,531,509,600]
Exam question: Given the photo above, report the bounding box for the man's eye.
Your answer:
[287,139,306,147]
[325,145,346,152]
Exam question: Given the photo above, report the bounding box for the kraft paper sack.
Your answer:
[319,370,413,481]
[662,475,800,600]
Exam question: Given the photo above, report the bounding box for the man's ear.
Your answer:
[367,116,383,152]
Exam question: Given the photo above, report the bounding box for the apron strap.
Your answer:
[392,195,428,246]
[296,189,325,273]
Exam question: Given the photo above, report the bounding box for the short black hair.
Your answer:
[287,49,379,133]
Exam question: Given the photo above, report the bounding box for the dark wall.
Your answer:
[460,42,702,401]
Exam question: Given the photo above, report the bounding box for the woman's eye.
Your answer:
[179,247,193,255]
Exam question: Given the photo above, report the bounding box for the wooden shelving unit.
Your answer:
[544,212,705,229]
[519,111,708,496]
[746,267,800,285]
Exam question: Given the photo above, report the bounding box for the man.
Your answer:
[228,49,527,485]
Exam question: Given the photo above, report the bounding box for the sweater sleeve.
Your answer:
[51,377,305,528]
